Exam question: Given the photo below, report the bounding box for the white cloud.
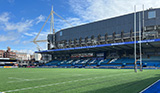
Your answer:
[24,32,35,37]
[1,0,160,52]
[0,12,49,51]
[0,35,16,42]
[4,20,33,32]
[36,15,45,24]
[22,41,29,44]
[55,17,85,31]
[55,0,160,32]
[13,40,20,44]
[0,12,33,32]
[0,12,10,22]
[24,31,49,38]
[69,0,160,22]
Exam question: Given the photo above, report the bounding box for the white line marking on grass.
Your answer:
[94,77,98,79]
[7,77,45,83]
[74,80,79,82]
[139,79,160,93]
[72,74,84,76]
[8,77,24,80]
[4,72,133,93]
[68,81,72,83]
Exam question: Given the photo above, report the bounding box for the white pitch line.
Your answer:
[4,72,133,93]
[139,79,160,93]
[72,74,84,76]
[8,77,24,80]
[7,77,45,83]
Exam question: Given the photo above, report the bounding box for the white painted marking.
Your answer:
[34,86,39,88]
[7,77,45,83]
[74,80,79,82]
[139,79,160,93]
[61,82,66,84]
[72,74,84,76]
[8,77,24,80]
[4,72,132,92]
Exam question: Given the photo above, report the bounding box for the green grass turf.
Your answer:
[0,68,160,93]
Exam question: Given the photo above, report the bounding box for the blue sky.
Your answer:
[0,0,76,53]
[0,0,159,54]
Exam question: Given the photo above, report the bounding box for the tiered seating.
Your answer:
[67,60,74,64]
[73,59,89,67]
[122,58,135,66]
[102,58,135,66]
[44,56,160,68]
[74,60,83,66]
[143,56,160,61]
[45,60,60,66]
[72,59,81,65]
[79,59,90,64]
[103,58,123,66]
[98,59,111,65]
[111,58,134,63]
[59,59,72,66]
[142,56,160,67]
[123,58,135,63]
[87,59,101,66]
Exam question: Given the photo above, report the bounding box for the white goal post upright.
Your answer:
[134,5,137,73]
[139,5,144,72]
[139,10,142,71]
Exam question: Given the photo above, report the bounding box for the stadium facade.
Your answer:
[36,8,160,68]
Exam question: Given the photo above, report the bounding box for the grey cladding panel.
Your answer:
[55,8,160,42]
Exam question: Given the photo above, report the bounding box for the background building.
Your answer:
[0,47,31,60]
[15,52,31,60]
[3,47,16,59]
[0,50,5,58]
[34,53,42,61]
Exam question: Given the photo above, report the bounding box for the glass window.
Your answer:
[60,31,62,36]
[148,11,156,19]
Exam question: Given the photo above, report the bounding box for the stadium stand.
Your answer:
[42,56,160,68]
[36,8,160,69]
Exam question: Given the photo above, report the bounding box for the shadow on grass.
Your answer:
[82,74,160,93]
[56,74,160,93]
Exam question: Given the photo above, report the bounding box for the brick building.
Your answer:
[0,47,16,59]
[0,50,5,58]
[4,51,16,59]
[0,47,31,60]
[3,47,16,59]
